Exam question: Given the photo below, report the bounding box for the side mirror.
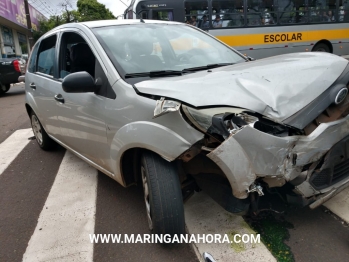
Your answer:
[62,71,95,93]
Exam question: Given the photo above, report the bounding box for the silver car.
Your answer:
[25,20,349,235]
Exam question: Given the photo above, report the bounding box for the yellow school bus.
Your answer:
[124,0,349,58]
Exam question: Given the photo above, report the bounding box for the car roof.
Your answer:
[62,19,183,29]
[37,19,187,44]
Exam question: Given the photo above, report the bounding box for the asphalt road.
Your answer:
[0,84,198,262]
[0,83,30,143]
[0,83,348,262]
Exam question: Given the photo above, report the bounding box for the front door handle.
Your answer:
[29,83,36,90]
[54,94,65,103]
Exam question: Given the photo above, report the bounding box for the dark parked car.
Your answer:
[0,58,25,95]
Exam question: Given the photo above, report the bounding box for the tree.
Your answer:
[77,0,115,21]
[33,16,64,42]
[33,0,115,42]
[60,0,81,23]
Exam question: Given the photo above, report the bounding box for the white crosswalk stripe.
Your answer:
[23,151,97,262]
[1,128,349,262]
[0,128,33,175]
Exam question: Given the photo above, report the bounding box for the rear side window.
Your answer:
[27,42,39,73]
[37,35,57,76]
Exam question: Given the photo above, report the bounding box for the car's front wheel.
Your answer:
[30,111,55,150]
[141,151,185,236]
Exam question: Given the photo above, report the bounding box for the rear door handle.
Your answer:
[54,94,65,103]
[29,83,36,90]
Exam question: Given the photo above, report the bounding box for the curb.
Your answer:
[184,193,276,262]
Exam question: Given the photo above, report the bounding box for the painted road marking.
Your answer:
[22,151,97,262]
[0,128,32,175]
[184,192,276,262]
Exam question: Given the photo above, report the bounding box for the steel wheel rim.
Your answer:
[316,48,326,52]
[31,115,43,145]
[141,166,153,230]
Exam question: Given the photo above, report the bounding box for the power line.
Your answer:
[119,0,129,8]
[29,0,57,17]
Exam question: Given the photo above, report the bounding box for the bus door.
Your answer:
[139,10,149,19]
[150,9,174,21]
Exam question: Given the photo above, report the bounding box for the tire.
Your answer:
[0,83,10,95]
[312,43,330,53]
[141,151,185,236]
[30,111,55,150]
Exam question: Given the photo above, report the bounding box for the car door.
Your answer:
[25,33,62,138]
[53,29,113,170]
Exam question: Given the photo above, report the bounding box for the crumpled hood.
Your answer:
[135,52,348,123]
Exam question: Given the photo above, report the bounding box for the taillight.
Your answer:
[13,60,21,72]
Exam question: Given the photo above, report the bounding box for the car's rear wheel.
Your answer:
[141,151,185,235]
[312,43,330,52]
[30,111,55,150]
[0,83,10,95]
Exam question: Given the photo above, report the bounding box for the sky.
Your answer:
[99,0,130,18]
[29,0,131,19]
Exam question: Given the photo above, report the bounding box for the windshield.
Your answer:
[92,23,246,77]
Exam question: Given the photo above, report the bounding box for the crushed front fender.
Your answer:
[207,114,349,199]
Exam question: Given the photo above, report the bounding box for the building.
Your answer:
[0,0,45,58]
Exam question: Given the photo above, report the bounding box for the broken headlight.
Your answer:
[182,105,258,138]
[153,97,181,118]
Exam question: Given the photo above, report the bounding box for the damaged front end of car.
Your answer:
[153,69,349,215]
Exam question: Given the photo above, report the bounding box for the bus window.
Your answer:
[247,0,277,26]
[211,0,244,28]
[184,1,209,27]
[278,0,308,24]
[153,10,174,20]
[338,0,349,22]
[308,0,336,23]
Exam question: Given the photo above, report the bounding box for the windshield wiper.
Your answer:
[124,64,234,79]
[125,70,183,79]
[183,63,235,72]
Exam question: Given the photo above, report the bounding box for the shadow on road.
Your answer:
[0,85,25,98]
[94,172,198,262]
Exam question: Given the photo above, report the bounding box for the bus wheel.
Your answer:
[312,43,330,53]
[140,151,185,235]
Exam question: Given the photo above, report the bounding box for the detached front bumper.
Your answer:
[207,114,349,200]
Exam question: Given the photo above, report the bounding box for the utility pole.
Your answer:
[24,0,34,53]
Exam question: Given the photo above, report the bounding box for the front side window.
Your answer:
[37,35,57,76]
[58,32,95,79]
[93,24,246,78]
